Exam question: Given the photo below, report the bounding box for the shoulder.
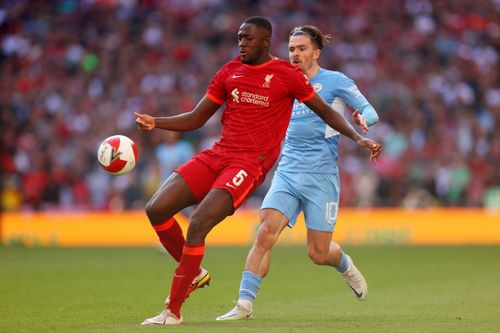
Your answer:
[271,58,292,67]
[321,70,357,91]
[218,56,243,72]
[211,57,242,82]
[226,56,243,67]
[319,69,351,81]
[273,59,301,72]
[271,60,309,83]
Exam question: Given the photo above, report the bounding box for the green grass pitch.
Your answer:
[1,245,500,333]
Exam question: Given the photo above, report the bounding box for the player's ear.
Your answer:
[313,48,321,61]
[263,35,271,47]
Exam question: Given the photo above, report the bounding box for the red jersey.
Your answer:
[206,56,315,170]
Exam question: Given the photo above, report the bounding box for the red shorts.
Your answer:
[176,150,267,209]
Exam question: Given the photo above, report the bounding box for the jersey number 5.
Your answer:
[226,169,248,189]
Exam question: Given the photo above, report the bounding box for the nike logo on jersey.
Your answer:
[225,182,237,190]
[232,75,244,78]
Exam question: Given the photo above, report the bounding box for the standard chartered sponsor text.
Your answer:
[241,91,269,106]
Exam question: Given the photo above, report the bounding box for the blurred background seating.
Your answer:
[1,0,499,211]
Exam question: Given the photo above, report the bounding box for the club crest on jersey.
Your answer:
[313,83,322,92]
[262,74,274,88]
[231,88,240,103]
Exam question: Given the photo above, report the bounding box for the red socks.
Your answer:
[167,244,205,317]
[153,218,185,262]
[152,219,204,318]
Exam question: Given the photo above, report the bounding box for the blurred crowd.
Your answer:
[1,0,499,212]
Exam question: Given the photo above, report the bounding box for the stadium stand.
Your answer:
[1,0,499,211]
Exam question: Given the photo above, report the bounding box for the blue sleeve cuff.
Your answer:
[360,104,379,127]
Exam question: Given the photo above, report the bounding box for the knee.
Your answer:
[145,198,169,225]
[145,199,157,219]
[308,249,329,265]
[255,223,277,249]
[145,198,155,216]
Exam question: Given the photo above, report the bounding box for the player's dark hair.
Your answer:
[289,25,331,50]
[243,16,273,36]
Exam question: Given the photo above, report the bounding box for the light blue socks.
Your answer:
[335,252,349,273]
[239,270,262,302]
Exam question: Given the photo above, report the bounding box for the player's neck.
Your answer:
[304,63,320,79]
[251,53,273,66]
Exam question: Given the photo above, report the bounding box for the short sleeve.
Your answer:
[287,66,315,102]
[206,66,229,105]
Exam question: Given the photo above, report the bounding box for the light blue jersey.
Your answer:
[262,68,378,232]
[278,68,377,174]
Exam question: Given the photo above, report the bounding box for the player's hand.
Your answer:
[353,110,368,134]
[134,112,155,131]
[356,137,382,162]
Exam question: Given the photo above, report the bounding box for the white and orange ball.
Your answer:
[97,135,138,175]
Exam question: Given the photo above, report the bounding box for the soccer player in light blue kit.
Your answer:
[217,25,380,320]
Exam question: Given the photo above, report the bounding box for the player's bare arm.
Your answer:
[304,93,382,161]
[135,96,221,132]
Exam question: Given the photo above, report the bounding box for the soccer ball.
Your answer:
[97,135,138,175]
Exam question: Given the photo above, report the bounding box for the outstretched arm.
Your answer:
[135,95,221,132]
[304,93,382,161]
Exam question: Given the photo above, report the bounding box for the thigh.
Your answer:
[147,172,196,220]
[212,165,267,210]
[261,171,302,227]
[301,173,340,232]
[175,153,219,203]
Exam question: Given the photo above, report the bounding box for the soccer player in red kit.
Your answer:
[135,16,382,325]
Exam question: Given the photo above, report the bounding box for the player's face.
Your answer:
[288,35,320,73]
[237,23,270,64]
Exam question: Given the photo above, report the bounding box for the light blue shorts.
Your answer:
[261,170,340,232]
